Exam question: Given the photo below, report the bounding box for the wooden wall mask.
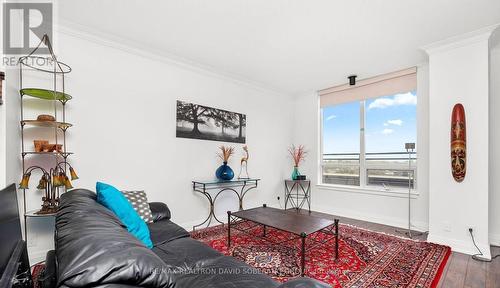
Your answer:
[451,103,466,182]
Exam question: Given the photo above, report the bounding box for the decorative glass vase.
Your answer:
[291,166,301,180]
[216,162,234,181]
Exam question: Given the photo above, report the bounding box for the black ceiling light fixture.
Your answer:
[348,75,357,86]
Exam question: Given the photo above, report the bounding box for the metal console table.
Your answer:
[192,178,260,231]
[284,179,311,212]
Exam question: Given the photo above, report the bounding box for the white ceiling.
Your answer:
[57,0,500,95]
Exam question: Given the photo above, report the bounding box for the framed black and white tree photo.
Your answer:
[176,100,246,143]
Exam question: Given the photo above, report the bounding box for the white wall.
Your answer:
[489,35,500,246]
[425,29,493,259]
[292,64,430,231]
[5,27,294,262]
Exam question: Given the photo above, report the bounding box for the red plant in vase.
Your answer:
[288,145,307,180]
[288,145,307,167]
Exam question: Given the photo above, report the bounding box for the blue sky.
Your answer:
[322,91,417,154]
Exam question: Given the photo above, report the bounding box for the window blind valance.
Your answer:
[318,67,417,107]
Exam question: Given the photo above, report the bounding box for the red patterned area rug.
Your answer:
[32,263,46,288]
[191,223,450,288]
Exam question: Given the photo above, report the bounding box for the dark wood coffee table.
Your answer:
[227,205,339,276]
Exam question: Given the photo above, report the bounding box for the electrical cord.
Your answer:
[468,228,500,262]
[277,196,283,209]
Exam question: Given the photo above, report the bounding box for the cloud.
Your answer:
[325,114,337,121]
[368,92,417,110]
[382,128,394,135]
[385,119,403,126]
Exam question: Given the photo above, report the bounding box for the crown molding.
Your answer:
[54,19,290,98]
[422,23,500,55]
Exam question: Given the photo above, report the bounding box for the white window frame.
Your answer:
[318,98,418,197]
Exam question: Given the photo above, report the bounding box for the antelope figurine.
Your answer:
[238,145,250,179]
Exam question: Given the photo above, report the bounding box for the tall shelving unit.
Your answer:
[18,35,74,239]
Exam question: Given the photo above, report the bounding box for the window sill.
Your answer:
[316,184,419,199]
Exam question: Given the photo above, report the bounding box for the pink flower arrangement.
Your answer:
[288,145,307,167]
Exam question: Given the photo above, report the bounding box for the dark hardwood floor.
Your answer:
[298,209,500,288]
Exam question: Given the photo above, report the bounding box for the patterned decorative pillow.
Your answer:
[121,190,154,223]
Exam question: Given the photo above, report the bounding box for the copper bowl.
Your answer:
[54,144,63,152]
[41,143,62,152]
[34,140,49,152]
[41,143,54,152]
[37,114,55,122]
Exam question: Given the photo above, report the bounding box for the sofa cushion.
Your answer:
[152,237,224,268]
[173,254,278,288]
[96,182,153,248]
[56,189,174,287]
[148,219,190,246]
[152,237,278,288]
[149,202,171,222]
[121,190,154,223]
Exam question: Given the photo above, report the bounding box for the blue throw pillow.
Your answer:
[96,182,153,248]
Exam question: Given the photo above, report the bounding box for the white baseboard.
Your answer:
[489,233,500,247]
[312,204,429,232]
[179,218,219,232]
[178,203,281,232]
[178,214,229,232]
[427,233,491,260]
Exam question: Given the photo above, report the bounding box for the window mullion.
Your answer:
[359,101,366,187]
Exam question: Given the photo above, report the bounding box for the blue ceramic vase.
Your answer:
[216,162,234,181]
[291,166,301,180]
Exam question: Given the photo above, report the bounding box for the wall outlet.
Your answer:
[468,226,476,235]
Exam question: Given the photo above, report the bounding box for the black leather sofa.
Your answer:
[48,189,329,288]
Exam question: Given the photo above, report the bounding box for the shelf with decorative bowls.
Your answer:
[20,88,72,102]
[21,120,72,130]
[25,209,56,217]
[22,151,73,158]
[18,34,78,232]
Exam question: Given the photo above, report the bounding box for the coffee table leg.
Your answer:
[263,225,266,237]
[227,211,231,248]
[334,219,339,259]
[300,232,306,276]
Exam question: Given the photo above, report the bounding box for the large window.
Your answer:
[321,91,417,190]
[322,102,360,186]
